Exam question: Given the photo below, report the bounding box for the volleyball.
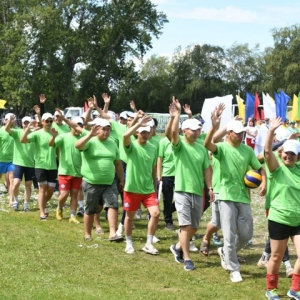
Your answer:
[244,170,262,189]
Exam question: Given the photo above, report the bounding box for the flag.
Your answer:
[275,90,290,121]
[84,101,88,112]
[260,109,265,120]
[263,92,276,119]
[236,93,245,123]
[0,99,7,109]
[254,92,261,120]
[245,92,255,122]
[292,94,298,121]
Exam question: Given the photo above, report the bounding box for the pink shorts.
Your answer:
[123,191,158,211]
[58,175,82,191]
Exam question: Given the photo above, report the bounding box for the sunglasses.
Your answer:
[45,119,53,124]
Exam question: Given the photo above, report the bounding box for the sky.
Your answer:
[145,0,300,59]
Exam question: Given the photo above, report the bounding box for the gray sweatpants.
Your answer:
[218,200,253,271]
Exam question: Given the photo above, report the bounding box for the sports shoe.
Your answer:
[286,266,293,278]
[142,244,159,255]
[23,207,30,212]
[77,207,84,217]
[125,245,135,254]
[170,244,184,263]
[12,201,19,211]
[109,233,124,242]
[212,232,223,246]
[56,208,63,221]
[116,223,124,236]
[189,241,198,252]
[69,217,80,224]
[257,257,268,268]
[84,236,92,241]
[184,260,195,271]
[287,289,300,299]
[218,247,227,270]
[165,223,175,230]
[135,209,142,220]
[266,289,280,300]
[247,239,253,246]
[153,236,160,243]
[230,271,243,283]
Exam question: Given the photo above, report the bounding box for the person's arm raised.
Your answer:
[171,96,181,146]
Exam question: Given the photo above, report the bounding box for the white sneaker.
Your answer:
[125,245,135,254]
[286,266,293,278]
[153,236,160,243]
[189,241,198,252]
[142,244,159,255]
[230,271,243,283]
[135,209,142,220]
[218,247,227,270]
[116,223,123,236]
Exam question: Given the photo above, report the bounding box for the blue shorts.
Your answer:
[13,165,35,181]
[0,162,14,174]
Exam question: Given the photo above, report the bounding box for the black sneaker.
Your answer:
[184,260,195,271]
[77,207,84,217]
[170,244,184,263]
[165,223,175,230]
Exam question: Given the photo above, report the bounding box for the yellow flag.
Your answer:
[237,93,245,123]
[292,94,298,121]
[0,99,7,109]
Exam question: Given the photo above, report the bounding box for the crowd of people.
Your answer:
[1,94,300,299]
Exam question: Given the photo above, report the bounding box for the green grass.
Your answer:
[0,184,296,300]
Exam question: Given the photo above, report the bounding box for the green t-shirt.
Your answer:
[28,130,57,170]
[268,164,300,226]
[173,139,210,196]
[212,157,221,193]
[81,137,119,185]
[124,140,157,194]
[55,132,82,177]
[52,122,70,135]
[213,142,262,204]
[10,128,35,167]
[158,137,175,177]
[0,127,14,162]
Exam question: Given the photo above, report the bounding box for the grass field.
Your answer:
[0,182,296,300]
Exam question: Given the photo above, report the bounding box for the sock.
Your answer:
[266,274,278,290]
[70,210,76,218]
[78,200,84,208]
[13,196,18,203]
[291,274,300,292]
[146,235,153,245]
[175,243,181,250]
[126,236,133,247]
[24,202,28,209]
[284,260,292,269]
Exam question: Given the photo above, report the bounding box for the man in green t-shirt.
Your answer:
[204,105,266,283]
[21,112,58,221]
[52,110,70,135]
[75,118,124,242]
[5,116,35,211]
[123,114,159,255]
[167,98,213,271]
[49,116,85,225]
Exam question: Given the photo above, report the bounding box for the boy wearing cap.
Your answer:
[52,110,70,135]
[204,106,266,282]
[0,113,16,206]
[75,118,124,241]
[167,99,213,271]
[122,115,159,255]
[5,116,35,211]
[49,116,86,224]
[21,112,58,220]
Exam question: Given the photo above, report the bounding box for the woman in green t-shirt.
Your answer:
[264,117,300,300]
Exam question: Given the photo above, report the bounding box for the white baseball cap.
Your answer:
[282,139,300,155]
[42,113,54,120]
[136,126,151,133]
[181,119,202,130]
[22,116,32,123]
[54,110,64,116]
[5,113,16,120]
[88,118,111,127]
[119,111,128,119]
[226,120,245,133]
[126,111,136,118]
[72,116,84,124]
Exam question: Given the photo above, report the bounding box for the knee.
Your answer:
[151,210,160,219]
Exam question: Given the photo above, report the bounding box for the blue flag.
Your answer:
[245,92,255,122]
[275,90,290,121]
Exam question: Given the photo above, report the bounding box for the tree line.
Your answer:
[1,1,300,115]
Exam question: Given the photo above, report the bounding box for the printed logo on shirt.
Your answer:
[124,202,130,208]
[61,184,66,189]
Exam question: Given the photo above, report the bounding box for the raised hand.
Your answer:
[269,117,282,131]
[215,103,226,117]
[182,104,192,116]
[169,104,176,118]
[55,108,63,117]
[130,100,137,112]
[136,110,145,118]
[102,93,111,104]
[87,97,95,109]
[171,96,181,113]
[138,115,152,126]
[50,128,58,137]
[93,95,99,108]
[90,125,99,136]
[33,105,40,115]
[39,94,46,103]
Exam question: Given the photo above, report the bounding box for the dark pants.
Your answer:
[265,237,289,262]
[162,176,176,224]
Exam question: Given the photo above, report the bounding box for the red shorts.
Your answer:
[123,191,158,211]
[58,175,82,191]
